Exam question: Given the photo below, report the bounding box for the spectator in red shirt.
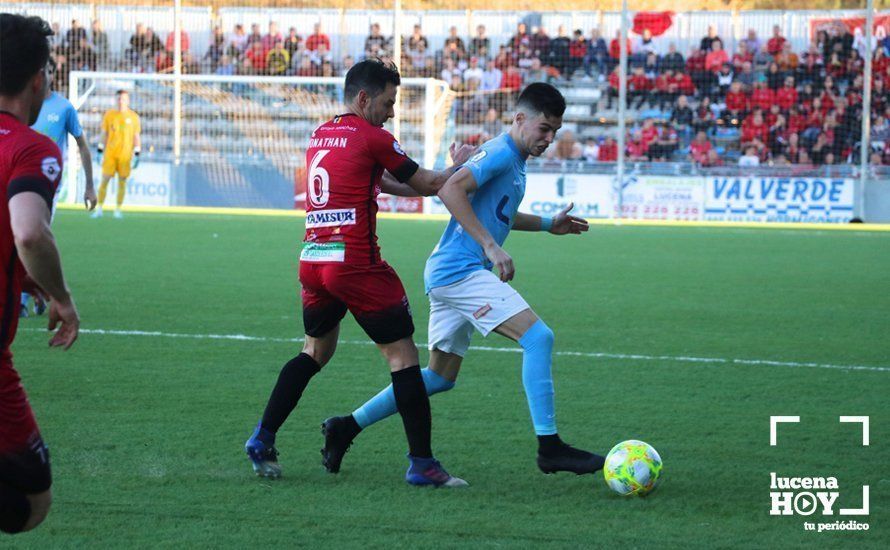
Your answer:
[741,110,768,151]
[655,69,680,110]
[750,80,774,112]
[305,22,331,52]
[500,65,522,92]
[609,30,632,64]
[640,118,659,150]
[626,130,648,160]
[245,41,267,73]
[689,130,713,163]
[723,81,748,126]
[705,40,728,73]
[567,29,588,80]
[766,25,786,56]
[775,76,798,112]
[628,66,653,109]
[598,137,618,161]
[673,70,695,96]
[165,28,190,53]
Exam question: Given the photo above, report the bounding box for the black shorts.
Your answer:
[0,433,51,494]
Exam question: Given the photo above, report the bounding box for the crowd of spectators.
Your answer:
[46,16,890,166]
[597,23,890,166]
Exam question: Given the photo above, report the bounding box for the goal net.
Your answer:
[65,71,454,211]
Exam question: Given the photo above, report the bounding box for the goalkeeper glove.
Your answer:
[132,147,140,169]
[96,143,104,163]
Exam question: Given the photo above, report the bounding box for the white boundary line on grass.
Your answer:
[24,327,890,373]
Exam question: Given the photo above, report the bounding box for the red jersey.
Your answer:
[641,126,659,148]
[598,142,618,162]
[690,139,712,163]
[751,88,775,111]
[775,86,798,111]
[742,120,769,144]
[302,114,418,266]
[674,73,695,95]
[629,74,652,92]
[0,112,62,361]
[766,36,786,55]
[725,90,749,112]
[305,33,331,52]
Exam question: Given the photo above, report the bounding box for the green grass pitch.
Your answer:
[7,210,889,548]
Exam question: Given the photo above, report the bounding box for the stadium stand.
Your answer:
[34,6,890,169]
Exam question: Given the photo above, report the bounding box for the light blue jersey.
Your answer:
[32,92,82,156]
[424,132,527,293]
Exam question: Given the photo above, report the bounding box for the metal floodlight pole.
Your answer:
[617,0,628,219]
[859,0,874,220]
[173,0,182,166]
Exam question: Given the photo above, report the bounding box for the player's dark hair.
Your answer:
[344,59,401,102]
[116,89,129,96]
[516,83,566,119]
[0,14,53,96]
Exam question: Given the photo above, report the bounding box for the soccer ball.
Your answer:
[603,440,662,497]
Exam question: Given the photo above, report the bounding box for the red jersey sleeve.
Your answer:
[7,136,62,209]
[364,127,419,183]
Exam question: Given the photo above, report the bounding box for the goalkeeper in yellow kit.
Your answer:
[93,89,141,219]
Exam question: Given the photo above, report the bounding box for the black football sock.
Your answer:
[0,483,31,534]
[537,434,564,456]
[345,414,363,435]
[391,365,433,459]
[260,353,321,433]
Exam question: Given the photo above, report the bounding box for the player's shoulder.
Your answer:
[52,92,75,110]
[466,134,513,168]
[7,125,60,159]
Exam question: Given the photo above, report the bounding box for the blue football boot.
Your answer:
[405,455,468,488]
[245,422,282,478]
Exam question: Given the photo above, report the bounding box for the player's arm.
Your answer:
[371,132,476,197]
[513,204,589,235]
[9,182,79,349]
[402,143,477,196]
[74,133,97,210]
[379,171,421,197]
[437,167,515,282]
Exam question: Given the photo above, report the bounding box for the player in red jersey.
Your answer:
[245,59,476,487]
[0,14,81,534]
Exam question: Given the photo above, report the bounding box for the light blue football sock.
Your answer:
[519,320,557,436]
[352,367,455,429]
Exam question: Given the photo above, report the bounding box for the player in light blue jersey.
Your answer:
[23,58,97,317]
[320,83,606,480]
[31,58,97,212]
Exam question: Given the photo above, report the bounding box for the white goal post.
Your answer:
[64,71,454,209]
